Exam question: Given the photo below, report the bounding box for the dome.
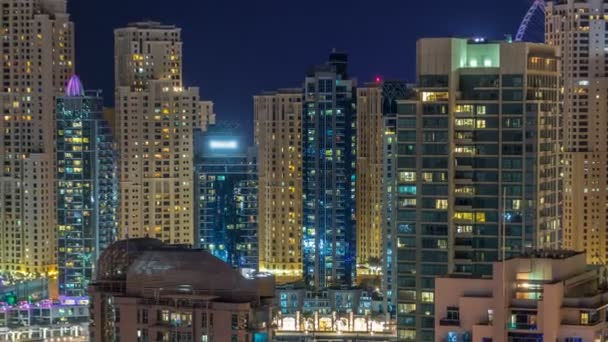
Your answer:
[126,249,245,293]
[66,74,84,96]
[97,238,165,281]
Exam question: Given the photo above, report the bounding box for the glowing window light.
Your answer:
[209,140,238,149]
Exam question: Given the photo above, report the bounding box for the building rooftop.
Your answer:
[94,239,275,302]
[125,21,179,30]
[508,249,583,260]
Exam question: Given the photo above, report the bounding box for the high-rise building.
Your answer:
[387,38,561,341]
[89,239,275,342]
[0,0,74,276]
[114,22,210,245]
[546,0,608,265]
[302,52,357,289]
[194,124,258,269]
[254,89,304,283]
[356,80,410,285]
[56,75,118,298]
[435,251,608,342]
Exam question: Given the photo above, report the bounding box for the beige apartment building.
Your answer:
[355,84,384,281]
[435,251,608,342]
[115,22,210,245]
[546,0,608,264]
[0,0,74,275]
[254,89,303,283]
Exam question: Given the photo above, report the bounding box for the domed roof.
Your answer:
[97,238,275,301]
[66,75,84,96]
[126,248,264,300]
[97,238,165,281]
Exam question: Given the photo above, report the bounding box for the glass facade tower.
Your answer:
[303,52,357,288]
[388,39,562,341]
[194,124,258,269]
[56,76,118,298]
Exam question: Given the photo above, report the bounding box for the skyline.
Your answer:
[70,0,536,131]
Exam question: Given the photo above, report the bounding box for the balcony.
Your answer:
[562,291,608,309]
[439,318,460,326]
[507,322,537,330]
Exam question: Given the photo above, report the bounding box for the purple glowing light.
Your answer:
[66,75,85,97]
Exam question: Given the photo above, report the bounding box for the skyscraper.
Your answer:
[56,75,118,298]
[254,89,304,283]
[194,124,258,269]
[303,52,357,289]
[114,22,209,245]
[546,0,608,265]
[356,80,410,285]
[0,0,74,275]
[389,38,561,341]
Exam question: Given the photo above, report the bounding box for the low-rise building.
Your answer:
[0,299,88,341]
[89,238,275,342]
[274,285,395,341]
[435,250,608,342]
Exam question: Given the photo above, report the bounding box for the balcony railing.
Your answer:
[507,322,537,330]
[439,318,460,326]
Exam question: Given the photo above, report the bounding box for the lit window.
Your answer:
[421,292,434,303]
[421,92,449,102]
[422,173,433,182]
[454,212,474,221]
[399,172,416,182]
[455,119,474,128]
[455,105,473,113]
[435,199,448,209]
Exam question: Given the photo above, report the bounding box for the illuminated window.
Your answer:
[476,105,486,115]
[475,213,486,223]
[398,304,416,314]
[399,199,417,208]
[454,212,474,221]
[476,120,486,129]
[435,199,448,209]
[398,186,417,195]
[455,186,475,195]
[422,172,433,182]
[455,105,473,113]
[454,146,475,154]
[511,199,521,210]
[455,119,474,128]
[421,292,434,303]
[421,92,449,102]
[457,225,473,234]
[399,172,416,182]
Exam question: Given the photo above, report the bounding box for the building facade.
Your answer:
[89,239,275,342]
[388,38,562,341]
[356,80,411,289]
[254,89,304,283]
[56,76,118,298]
[114,22,210,245]
[435,251,608,342]
[546,0,608,265]
[303,52,357,289]
[194,124,258,269]
[273,285,395,341]
[0,299,88,341]
[0,0,74,276]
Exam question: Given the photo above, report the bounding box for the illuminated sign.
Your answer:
[209,140,238,149]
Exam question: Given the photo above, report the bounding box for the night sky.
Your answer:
[69,0,539,134]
